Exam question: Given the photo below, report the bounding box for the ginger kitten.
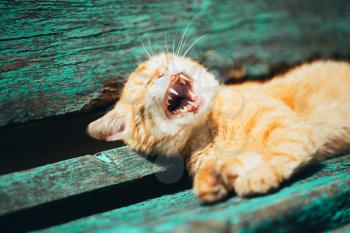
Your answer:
[88,53,350,203]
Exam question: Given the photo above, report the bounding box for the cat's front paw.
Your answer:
[193,153,285,202]
[193,158,228,203]
[193,153,263,202]
[221,153,284,197]
[233,164,283,197]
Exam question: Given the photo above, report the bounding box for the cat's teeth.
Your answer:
[188,90,197,100]
[179,79,187,85]
[179,74,190,82]
[169,88,179,95]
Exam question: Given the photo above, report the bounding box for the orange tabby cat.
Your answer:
[87,53,350,202]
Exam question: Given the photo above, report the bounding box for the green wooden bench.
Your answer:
[1,0,350,232]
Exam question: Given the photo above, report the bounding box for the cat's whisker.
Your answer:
[206,64,215,70]
[164,31,169,53]
[172,32,175,54]
[183,34,208,57]
[177,10,206,56]
[162,22,169,54]
[173,32,179,55]
[180,35,190,57]
[179,24,197,56]
[141,41,151,58]
[204,60,216,70]
[177,21,191,56]
[147,34,154,55]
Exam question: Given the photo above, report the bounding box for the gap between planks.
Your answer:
[39,154,350,233]
[0,146,179,216]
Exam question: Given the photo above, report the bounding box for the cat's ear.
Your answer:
[87,108,126,141]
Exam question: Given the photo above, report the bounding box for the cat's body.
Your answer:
[88,54,350,202]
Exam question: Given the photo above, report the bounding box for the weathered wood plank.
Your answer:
[0,146,169,216]
[1,0,350,126]
[41,154,350,233]
[329,222,350,233]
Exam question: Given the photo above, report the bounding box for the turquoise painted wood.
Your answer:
[39,154,350,233]
[328,223,350,233]
[1,0,350,126]
[1,145,349,232]
[1,1,350,232]
[0,147,170,216]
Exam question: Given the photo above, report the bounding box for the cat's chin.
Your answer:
[162,72,203,119]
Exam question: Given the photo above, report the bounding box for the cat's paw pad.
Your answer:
[233,165,282,197]
[194,161,228,203]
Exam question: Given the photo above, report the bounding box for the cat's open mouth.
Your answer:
[163,73,202,118]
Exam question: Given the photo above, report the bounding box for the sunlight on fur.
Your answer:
[88,52,350,203]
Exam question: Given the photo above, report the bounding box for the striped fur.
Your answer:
[88,54,350,203]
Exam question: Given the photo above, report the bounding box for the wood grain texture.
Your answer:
[329,222,350,233]
[41,154,350,233]
[1,0,350,126]
[0,146,169,216]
